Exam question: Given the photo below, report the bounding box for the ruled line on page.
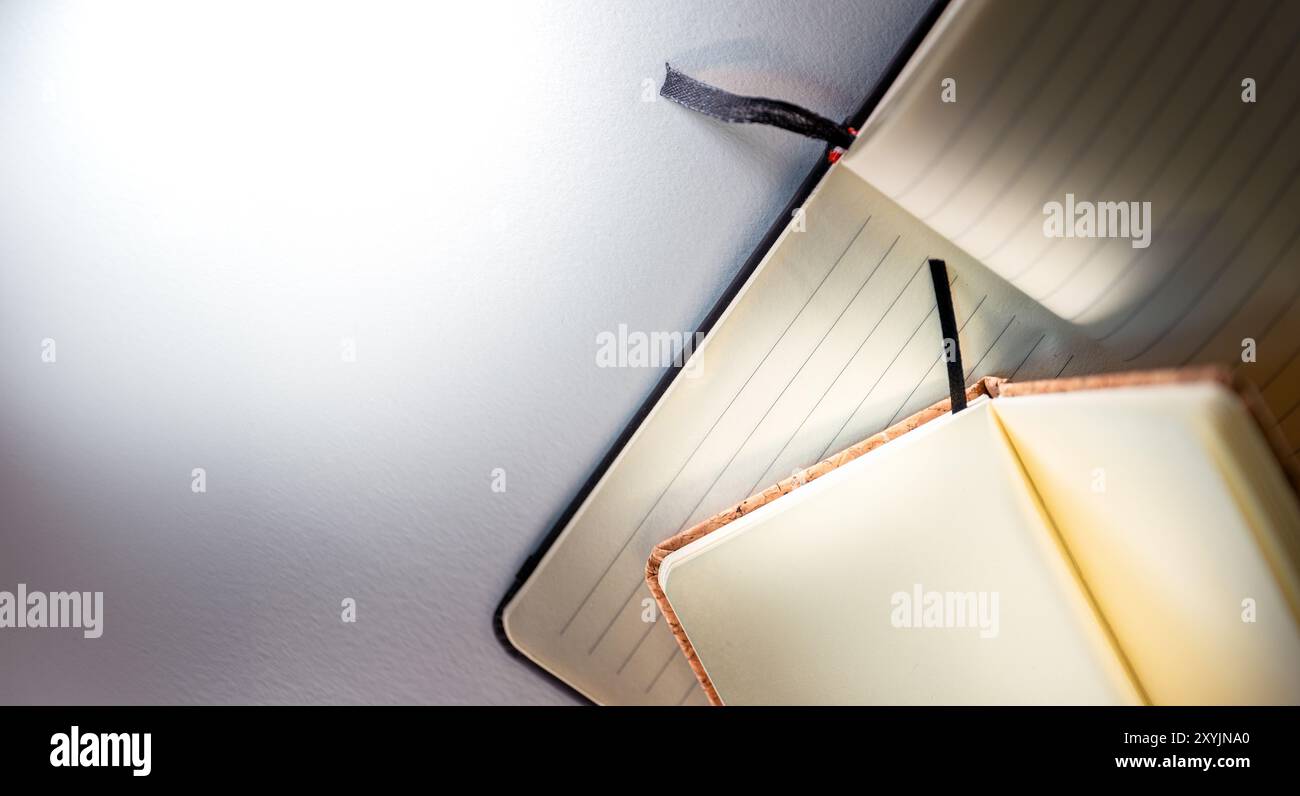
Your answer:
[1005,0,1249,284]
[976,0,1192,265]
[892,2,1058,206]
[676,681,696,706]
[619,289,1025,679]
[590,0,1300,703]
[1178,223,1300,365]
[1127,157,1300,362]
[618,317,1045,681]
[1009,333,1048,380]
[1055,354,1075,378]
[935,0,1138,239]
[588,254,949,666]
[945,1,1149,244]
[584,243,922,656]
[620,307,1037,686]
[880,296,988,428]
[1060,18,1300,324]
[746,260,938,495]
[511,0,1300,706]
[645,647,677,694]
[556,214,875,635]
[839,304,1015,449]
[916,2,1103,223]
[814,296,949,462]
[572,264,1102,696]
[574,235,907,651]
[878,310,1029,434]
[966,315,1018,379]
[616,623,653,676]
[645,242,914,547]
[1040,7,1284,305]
[1088,59,1300,340]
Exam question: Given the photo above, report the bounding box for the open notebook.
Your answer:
[498,0,1300,705]
[648,371,1300,705]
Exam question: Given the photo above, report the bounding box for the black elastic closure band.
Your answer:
[660,64,856,151]
[928,259,967,413]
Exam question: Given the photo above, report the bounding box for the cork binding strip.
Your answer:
[643,366,1300,706]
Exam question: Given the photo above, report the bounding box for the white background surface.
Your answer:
[0,0,930,704]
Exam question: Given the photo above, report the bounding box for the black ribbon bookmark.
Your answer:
[928,259,967,413]
[660,64,857,151]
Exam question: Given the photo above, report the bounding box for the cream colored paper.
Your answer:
[659,383,1300,704]
[658,398,1143,705]
[503,169,1101,705]
[504,0,1300,703]
[843,0,1300,432]
[995,383,1300,704]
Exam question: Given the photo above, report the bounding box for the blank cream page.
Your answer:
[503,166,1107,704]
[993,383,1300,704]
[658,398,1141,705]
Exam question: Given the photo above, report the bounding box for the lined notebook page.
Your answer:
[503,166,1108,705]
[843,0,1300,456]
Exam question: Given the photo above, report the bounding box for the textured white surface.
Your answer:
[0,0,930,704]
